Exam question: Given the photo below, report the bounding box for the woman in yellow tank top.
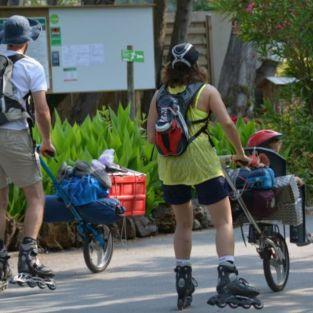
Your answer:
[147,43,259,310]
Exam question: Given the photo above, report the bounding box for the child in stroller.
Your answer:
[247,129,312,245]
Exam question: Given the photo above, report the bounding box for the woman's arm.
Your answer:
[206,86,249,162]
[147,90,159,144]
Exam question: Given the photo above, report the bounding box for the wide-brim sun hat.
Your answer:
[170,42,199,69]
[247,130,282,147]
[0,15,41,45]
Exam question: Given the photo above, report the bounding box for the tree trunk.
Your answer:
[218,31,257,116]
[0,0,22,4]
[83,0,114,4]
[141,0,167,115]
[47,0,58,5]
[7,0,22,4]
[167,0,193,60]
[143,0,193,115]
[154,0,167,89]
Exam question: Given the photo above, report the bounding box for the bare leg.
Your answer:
[22,181,45,239]
[207,197,234,257]
[0,187,9,242]
[172,201,193,259]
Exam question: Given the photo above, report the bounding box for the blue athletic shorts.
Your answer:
[162,176,229,205]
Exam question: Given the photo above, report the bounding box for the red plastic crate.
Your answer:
[109,173,146,216]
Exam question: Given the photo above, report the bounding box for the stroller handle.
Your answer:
[36,145,58,184]
[219,154,259,167]
[36,144,55,158]
[219,155,233,163]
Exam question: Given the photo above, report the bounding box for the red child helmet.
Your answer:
[247,130,282,147]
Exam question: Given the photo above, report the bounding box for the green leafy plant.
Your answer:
[8,105,162,218]
[260,99,313,188]
[210,117,257,155]
[8,106,258,220]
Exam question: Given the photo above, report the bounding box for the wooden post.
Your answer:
[127,45,136,120]
[206,15,214,85]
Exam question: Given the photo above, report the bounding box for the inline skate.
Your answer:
[207,262,263,309]
[175,265,198,310]
[11,238,56,290]
[0,249,12,292]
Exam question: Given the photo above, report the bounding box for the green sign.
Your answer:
[50,14,59,25]
[121,50,144,63]
[50,27,61,46]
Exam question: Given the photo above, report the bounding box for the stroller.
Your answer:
[41,154,125,274]
[221,147,305,293]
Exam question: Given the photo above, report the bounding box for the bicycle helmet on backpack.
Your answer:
[170,43,199,69]
[247,130,282,147]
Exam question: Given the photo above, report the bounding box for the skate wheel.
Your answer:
[184,296,192,308]
[17,281,26,287]
[37,282,46,289]
[254,302,264,310]
[48,283,56,291]
[177,298,184,311]
[229,303,239,308]
[242,303,251,309]
[0,283,7,292]
[217,302,227,308]
[27,281,36,288]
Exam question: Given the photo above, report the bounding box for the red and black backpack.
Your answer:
[155,82,209,156]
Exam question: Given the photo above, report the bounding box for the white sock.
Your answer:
[218,255,235,264]
[176,259,191,267]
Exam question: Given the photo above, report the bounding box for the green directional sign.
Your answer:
[121,49,144,63]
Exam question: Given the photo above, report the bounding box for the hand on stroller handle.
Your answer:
[36,144,56,158]
[219,154,259,167]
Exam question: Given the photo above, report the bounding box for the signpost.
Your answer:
[121,49,145,63]
[122,46,145,120]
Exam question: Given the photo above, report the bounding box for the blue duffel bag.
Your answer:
[44,195,124,225]
[233,167,276,190]
[57,175,109,207]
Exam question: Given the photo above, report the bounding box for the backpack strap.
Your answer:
[5,54,36,150]
[175,82,205,115]
[7,54,25,64]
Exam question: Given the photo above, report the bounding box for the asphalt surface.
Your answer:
[1,216,313,313]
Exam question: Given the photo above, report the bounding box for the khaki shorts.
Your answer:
[0,129,42,189]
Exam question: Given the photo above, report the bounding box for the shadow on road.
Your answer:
[1,225,313,313]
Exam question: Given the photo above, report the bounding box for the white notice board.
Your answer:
[49,7,155,93]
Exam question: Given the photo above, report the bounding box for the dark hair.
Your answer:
[7,43,26,49]
[260,137,281,148]
[161,62,208,87]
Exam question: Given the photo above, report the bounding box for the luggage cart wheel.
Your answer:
[83,225,113,273]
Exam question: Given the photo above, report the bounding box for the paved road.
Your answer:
[1,216,313,313]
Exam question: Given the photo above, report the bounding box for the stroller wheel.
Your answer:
[83,225,113,273]
[263,232,289,292]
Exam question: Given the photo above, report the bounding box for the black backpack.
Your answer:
[155,82,209,156]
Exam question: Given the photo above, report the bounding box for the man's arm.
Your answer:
[32,91,55,155]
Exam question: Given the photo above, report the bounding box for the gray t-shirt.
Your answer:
[0,49,47,130]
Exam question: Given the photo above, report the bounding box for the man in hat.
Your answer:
[0,15,55,290]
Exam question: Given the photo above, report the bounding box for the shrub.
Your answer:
[8,105,162,218]
[7,107,258,219]
[210,117,257,155]
[213,0,313,114]
[260,99,313,201]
